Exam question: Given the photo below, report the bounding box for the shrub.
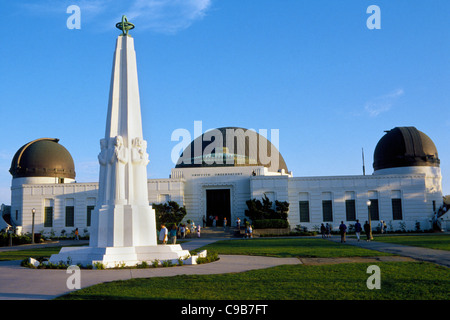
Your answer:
[245,196,289,222]
[162,260,175,267]
[93,262,105,270]
[253,219,289,229]
[152,201,187,230]
[196,251,219,264]
[0,232,32,246]
[137,261,149,268]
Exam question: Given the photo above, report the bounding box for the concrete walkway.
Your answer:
[0,235,448,300]
[325,235,450,268]
[0,239,300,300]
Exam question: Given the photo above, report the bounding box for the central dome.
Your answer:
[175,127,288,173]
[10,138,76,179]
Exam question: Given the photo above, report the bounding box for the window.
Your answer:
[44,207,53,227]
[392,199,402,220]
[299,201,310,222]
[322,192,333,222]
[86,198,96,227]
[65,199,75,227]
[369,199,379,220]
[65,206,75,227]
[159,194,170,203]
[322,200,333,222]
[345,200,356,221]
[86,205,94,227]
[345,191,356,221]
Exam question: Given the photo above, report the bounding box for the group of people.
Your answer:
[319,223,332,238]
[158,222,202,244]
[321,220,375,243]
[207,215,230,229]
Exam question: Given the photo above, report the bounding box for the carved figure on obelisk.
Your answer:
[97,138,108,203]
[131,137,149,165]
[131,137,149,203]
[110,135,128,203]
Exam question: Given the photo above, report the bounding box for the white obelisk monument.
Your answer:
[50,16,192,267]
[89,17,157,249]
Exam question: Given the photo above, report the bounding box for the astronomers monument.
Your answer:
[49,16,191,267]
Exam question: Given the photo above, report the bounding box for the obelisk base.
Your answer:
[49,244,194,268]
[89,203,158,248]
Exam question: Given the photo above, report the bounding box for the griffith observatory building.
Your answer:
[6,125,449,236]
[2,20,448,238]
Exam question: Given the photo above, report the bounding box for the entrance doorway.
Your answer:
[206,189,231,227]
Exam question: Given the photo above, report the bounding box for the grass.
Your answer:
[372,234,450,251]
[56,236,449,300]
[196,238,393,258]
[57,261,450,300]
[3,235,448,300]
[0,247,64,261]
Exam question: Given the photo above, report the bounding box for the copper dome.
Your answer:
[373,127,440,171]
[10,138,76,179]
[175,127,288,173]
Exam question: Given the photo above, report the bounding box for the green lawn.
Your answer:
[0,247,63,261]
[4,236,449,300]
[57,261,449,300]
[196,238,393,258]
[372,234,450,251]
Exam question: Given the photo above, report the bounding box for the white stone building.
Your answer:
[7,126,448,237]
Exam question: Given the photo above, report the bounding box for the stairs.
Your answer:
[185,227,240,239]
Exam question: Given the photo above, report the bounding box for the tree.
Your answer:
[275,200,289,220]
[152,201,187,229]
[245,195,289,222]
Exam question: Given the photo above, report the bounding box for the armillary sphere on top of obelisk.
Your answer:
[116,15,135,36]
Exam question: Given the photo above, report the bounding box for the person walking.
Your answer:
[169,225,177,244]
[180,224,185,239]
[325,223,331,238]
[159,224,168,244]
[197,224,201,238]
[74,228,79,240]
[354,220,362,242]
[223,217,227,230]
[320,223,326,239]
[339,221,347,243]
[364,221,372,241]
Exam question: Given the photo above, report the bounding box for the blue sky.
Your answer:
[0,0,449,205]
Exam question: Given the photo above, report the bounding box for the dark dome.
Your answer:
[175,127,288,173]
[10,138,76,179]
[373,127,440,171]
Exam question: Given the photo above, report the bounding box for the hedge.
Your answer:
[253,219,289,229]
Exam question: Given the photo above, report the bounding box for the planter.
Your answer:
[253,228,291,237]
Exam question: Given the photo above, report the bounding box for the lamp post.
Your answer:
[366,200,373,240]
[31,208,36,244]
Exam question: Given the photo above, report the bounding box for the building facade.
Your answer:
[7,126,448,237]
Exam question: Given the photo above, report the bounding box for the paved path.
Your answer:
[0,235,448,300]
[0,239,300,300]
[325,235,450,268]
